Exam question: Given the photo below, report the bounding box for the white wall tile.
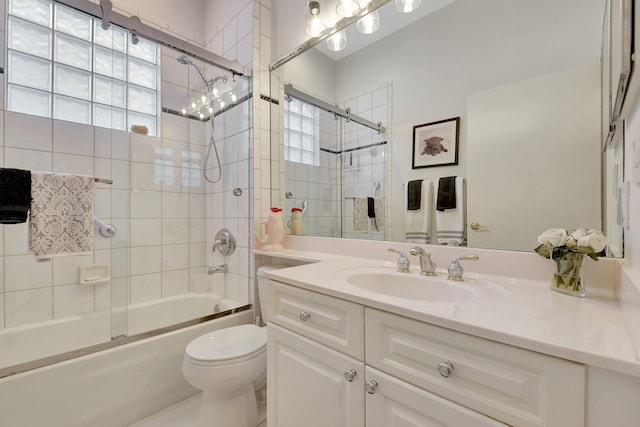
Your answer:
[4,222,28,255]
[189,218,206,243]
[5,255,52,291]
[5,288,52,327]
[53,283,94,318]
[53,153,94,176]
[131,162,162,191]
[161,112,189,142]
[5,148,52,170]
[162,244,190,271]
[53,120,94,156]
[111,248,130,278]
[190,242,206,268]
[94,126,112,158]
[5,111,52,151]
[0,294,4,328]
[131,190,161,218]
[130,219,162,246]
[111,129,130,160]
[162,192,190,218]
[130,273,161,304]
[111,160,130,189]
[94,281,111,312]
[53,254,93,286]
[131,133,161,163]
[161,269,189,297]
[162,219,190,244]
[130,246,161,276]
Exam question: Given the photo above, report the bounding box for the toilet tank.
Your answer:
[257,265,285,324]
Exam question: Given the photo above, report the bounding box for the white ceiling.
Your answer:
[313,0,456,61]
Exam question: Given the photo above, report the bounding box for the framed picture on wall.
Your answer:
[412,117,460,169]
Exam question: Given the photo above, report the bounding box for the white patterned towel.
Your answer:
[29,172,94,259]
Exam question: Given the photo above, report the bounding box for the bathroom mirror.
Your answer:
[270,0,625,254]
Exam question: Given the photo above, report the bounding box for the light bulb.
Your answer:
[305,0,326,37]
[336,0,360,17]
[395,0,421,13]
[356,10,379,34]
[231,93,237,102]
[212,87,219,97]
[326,30,347,52]
[306,15,326,37]
[199,112,204,119]
[201,94,207,103]
[208,106,213,113]
[191,101,196,109]
[181,108,187,115]
[219,100,225,109]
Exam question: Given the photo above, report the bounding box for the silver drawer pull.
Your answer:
[344,369,357,382]
[299,311,311,322]
[438,361,454,378]
[365,380,379,394]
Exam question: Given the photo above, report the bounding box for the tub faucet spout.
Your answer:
[207,264,228,274]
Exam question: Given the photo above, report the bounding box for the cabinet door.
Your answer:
[366,367,508,427]
[267,323,365,427]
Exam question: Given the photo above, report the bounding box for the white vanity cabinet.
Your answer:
[267,280,586,427]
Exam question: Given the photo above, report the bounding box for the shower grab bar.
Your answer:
[94,217,117,238]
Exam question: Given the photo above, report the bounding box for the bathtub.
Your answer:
[0,294,254,427]
[0,293,237,370]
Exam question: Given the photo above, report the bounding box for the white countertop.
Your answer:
[256,248,640,377]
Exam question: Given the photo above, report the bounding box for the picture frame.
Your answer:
[412,117,460,169]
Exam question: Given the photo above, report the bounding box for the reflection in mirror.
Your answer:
[271,0,623,254]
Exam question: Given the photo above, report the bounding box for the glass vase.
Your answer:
[551,253,586,297]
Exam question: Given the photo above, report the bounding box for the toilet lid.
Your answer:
[185,324,266,365]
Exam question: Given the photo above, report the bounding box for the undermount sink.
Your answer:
[336,267,507,303]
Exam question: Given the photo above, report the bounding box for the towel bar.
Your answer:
[94,177,113,184]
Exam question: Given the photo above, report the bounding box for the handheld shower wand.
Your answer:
[176,55,224,184]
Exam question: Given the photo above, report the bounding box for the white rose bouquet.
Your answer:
[535,228,606,297]
[534,228,607,261]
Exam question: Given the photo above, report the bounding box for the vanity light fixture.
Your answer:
[336,0,361,18]
[395,0,421,13]
[305,0,327,37]
[326,30,347,51]
[356,10,380,34]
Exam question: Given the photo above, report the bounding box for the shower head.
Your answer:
[176,55,192,65]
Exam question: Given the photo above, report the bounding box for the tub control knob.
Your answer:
[344,369,357,382]
[438,361,454,378]
[365,380,379,394]
[299,311,311,322]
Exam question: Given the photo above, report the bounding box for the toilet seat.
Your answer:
[185,324,267,366]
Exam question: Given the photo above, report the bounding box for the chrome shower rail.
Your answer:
[54,0,250,77]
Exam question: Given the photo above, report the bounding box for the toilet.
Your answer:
[182,265,282,427]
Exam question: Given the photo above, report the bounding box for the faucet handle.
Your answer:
[447,255,479,281]
[388,248,410,273]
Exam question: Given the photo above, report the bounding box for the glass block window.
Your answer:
[284,96,319,166]
[7,0,160,135]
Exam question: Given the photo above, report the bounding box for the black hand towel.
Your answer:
[407,180,423,210]
[436,176,456,211]
[367,197,375,218]
[0,168,31,224]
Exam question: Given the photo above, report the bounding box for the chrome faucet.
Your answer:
[207,264,228,275]
[409,247,437,276]
[388,248,410,273]
[447,255,479,281]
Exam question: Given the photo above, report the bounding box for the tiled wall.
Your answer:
[0,1,255,331]
[340,83,390,240]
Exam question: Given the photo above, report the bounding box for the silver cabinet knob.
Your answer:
[438,361,454,378]
[365,380,379,394]
[299,311,311,322]
[344,369,357,382]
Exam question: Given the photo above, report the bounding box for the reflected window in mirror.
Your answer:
[284,96,320,166]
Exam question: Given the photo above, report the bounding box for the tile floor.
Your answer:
[129,393,267,427]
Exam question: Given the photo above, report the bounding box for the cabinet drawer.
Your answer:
[268,281,364,359]
[366,366,509,427]
[366,308,585,427]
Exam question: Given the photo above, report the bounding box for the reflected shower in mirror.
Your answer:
[270,0,620,253]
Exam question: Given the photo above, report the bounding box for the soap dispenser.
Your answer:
[255,207,285,252]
